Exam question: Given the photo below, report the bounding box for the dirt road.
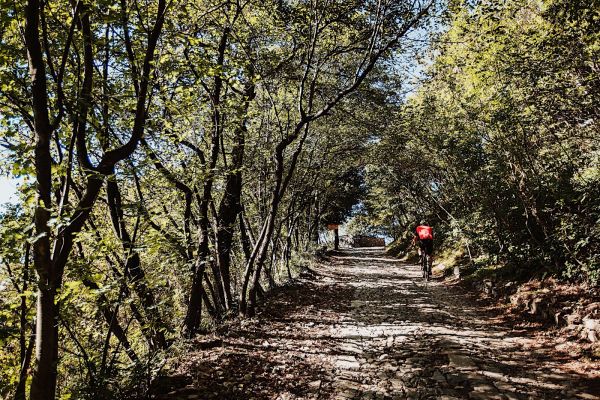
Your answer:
[157,248,599,400]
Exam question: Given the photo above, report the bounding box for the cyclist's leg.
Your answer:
[424,239,433,276]
[417,241,426,276]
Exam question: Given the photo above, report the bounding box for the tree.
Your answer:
[367,0,600,281]
[0,0,440,395]
[18,0,169,397]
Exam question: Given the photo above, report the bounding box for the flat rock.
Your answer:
[336,355,361,370]
[447,353,477,370]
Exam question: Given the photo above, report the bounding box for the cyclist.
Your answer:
[412,220,434,276]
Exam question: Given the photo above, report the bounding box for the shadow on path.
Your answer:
[153,248,599,400]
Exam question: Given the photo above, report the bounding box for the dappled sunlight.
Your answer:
[317,249,599,399]
[155,249,599,400]
[332,256,401,264]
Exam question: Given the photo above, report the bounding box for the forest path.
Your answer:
[156,248,599,400]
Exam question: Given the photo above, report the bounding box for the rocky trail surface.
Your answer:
[155,248,600,400]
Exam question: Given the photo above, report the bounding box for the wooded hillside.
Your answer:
[0,0,435,397]
[0,0,598,398]
[365,0,599,283]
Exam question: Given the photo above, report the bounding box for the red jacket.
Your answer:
[416,225,433,240]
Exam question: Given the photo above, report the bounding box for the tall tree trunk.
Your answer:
[183,239,208,337]
[81,278,139,364]
[25,0,167,395]
[14,326,35,400]
[283,216,299,280]
[242,123,309,316]
[15,242,32,400]
[334,228,339,250]
[184,181,216,335]
[311,199,321,246]
[25,0,57,397]
[239,209,253,262]
[216,83,255,310]
[184,26,231,334]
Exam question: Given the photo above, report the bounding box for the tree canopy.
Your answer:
[0,0,437,397]
[1,0,598,398]
[366,0,600,282]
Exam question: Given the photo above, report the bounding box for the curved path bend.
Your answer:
[157,248,599,400]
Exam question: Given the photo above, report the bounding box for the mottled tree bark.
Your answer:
[24,0,168,396]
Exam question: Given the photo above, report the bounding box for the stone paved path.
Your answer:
[157,248,600,400]
[317,248,599,400]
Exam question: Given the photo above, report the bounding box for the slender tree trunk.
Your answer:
[184,257,204,335]
[106,177,167,349]
[267,238,278,289]
[14,326,35,400]
[16,243,31,392]
[201,283,218,320]
[184,153,220,336]
[241,122,309,316]
[204,270,222,316]
[216,84,255,310]
[183,181,213,328]
[285,227,294,280]
[25,0,57,397]
[25,0,167,393]
[312,199,321,246]
[282,214,299,280]
[80,278,139,364]
[185,26,231,328]
[245,174,287,315]
[15,285,33,400]
[239,210,253,262]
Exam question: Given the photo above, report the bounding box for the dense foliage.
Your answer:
[3,0,598,397]
[368,0,600,282]
[0,0,436,398]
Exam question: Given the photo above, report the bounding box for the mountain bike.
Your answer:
[421,252,432,281]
